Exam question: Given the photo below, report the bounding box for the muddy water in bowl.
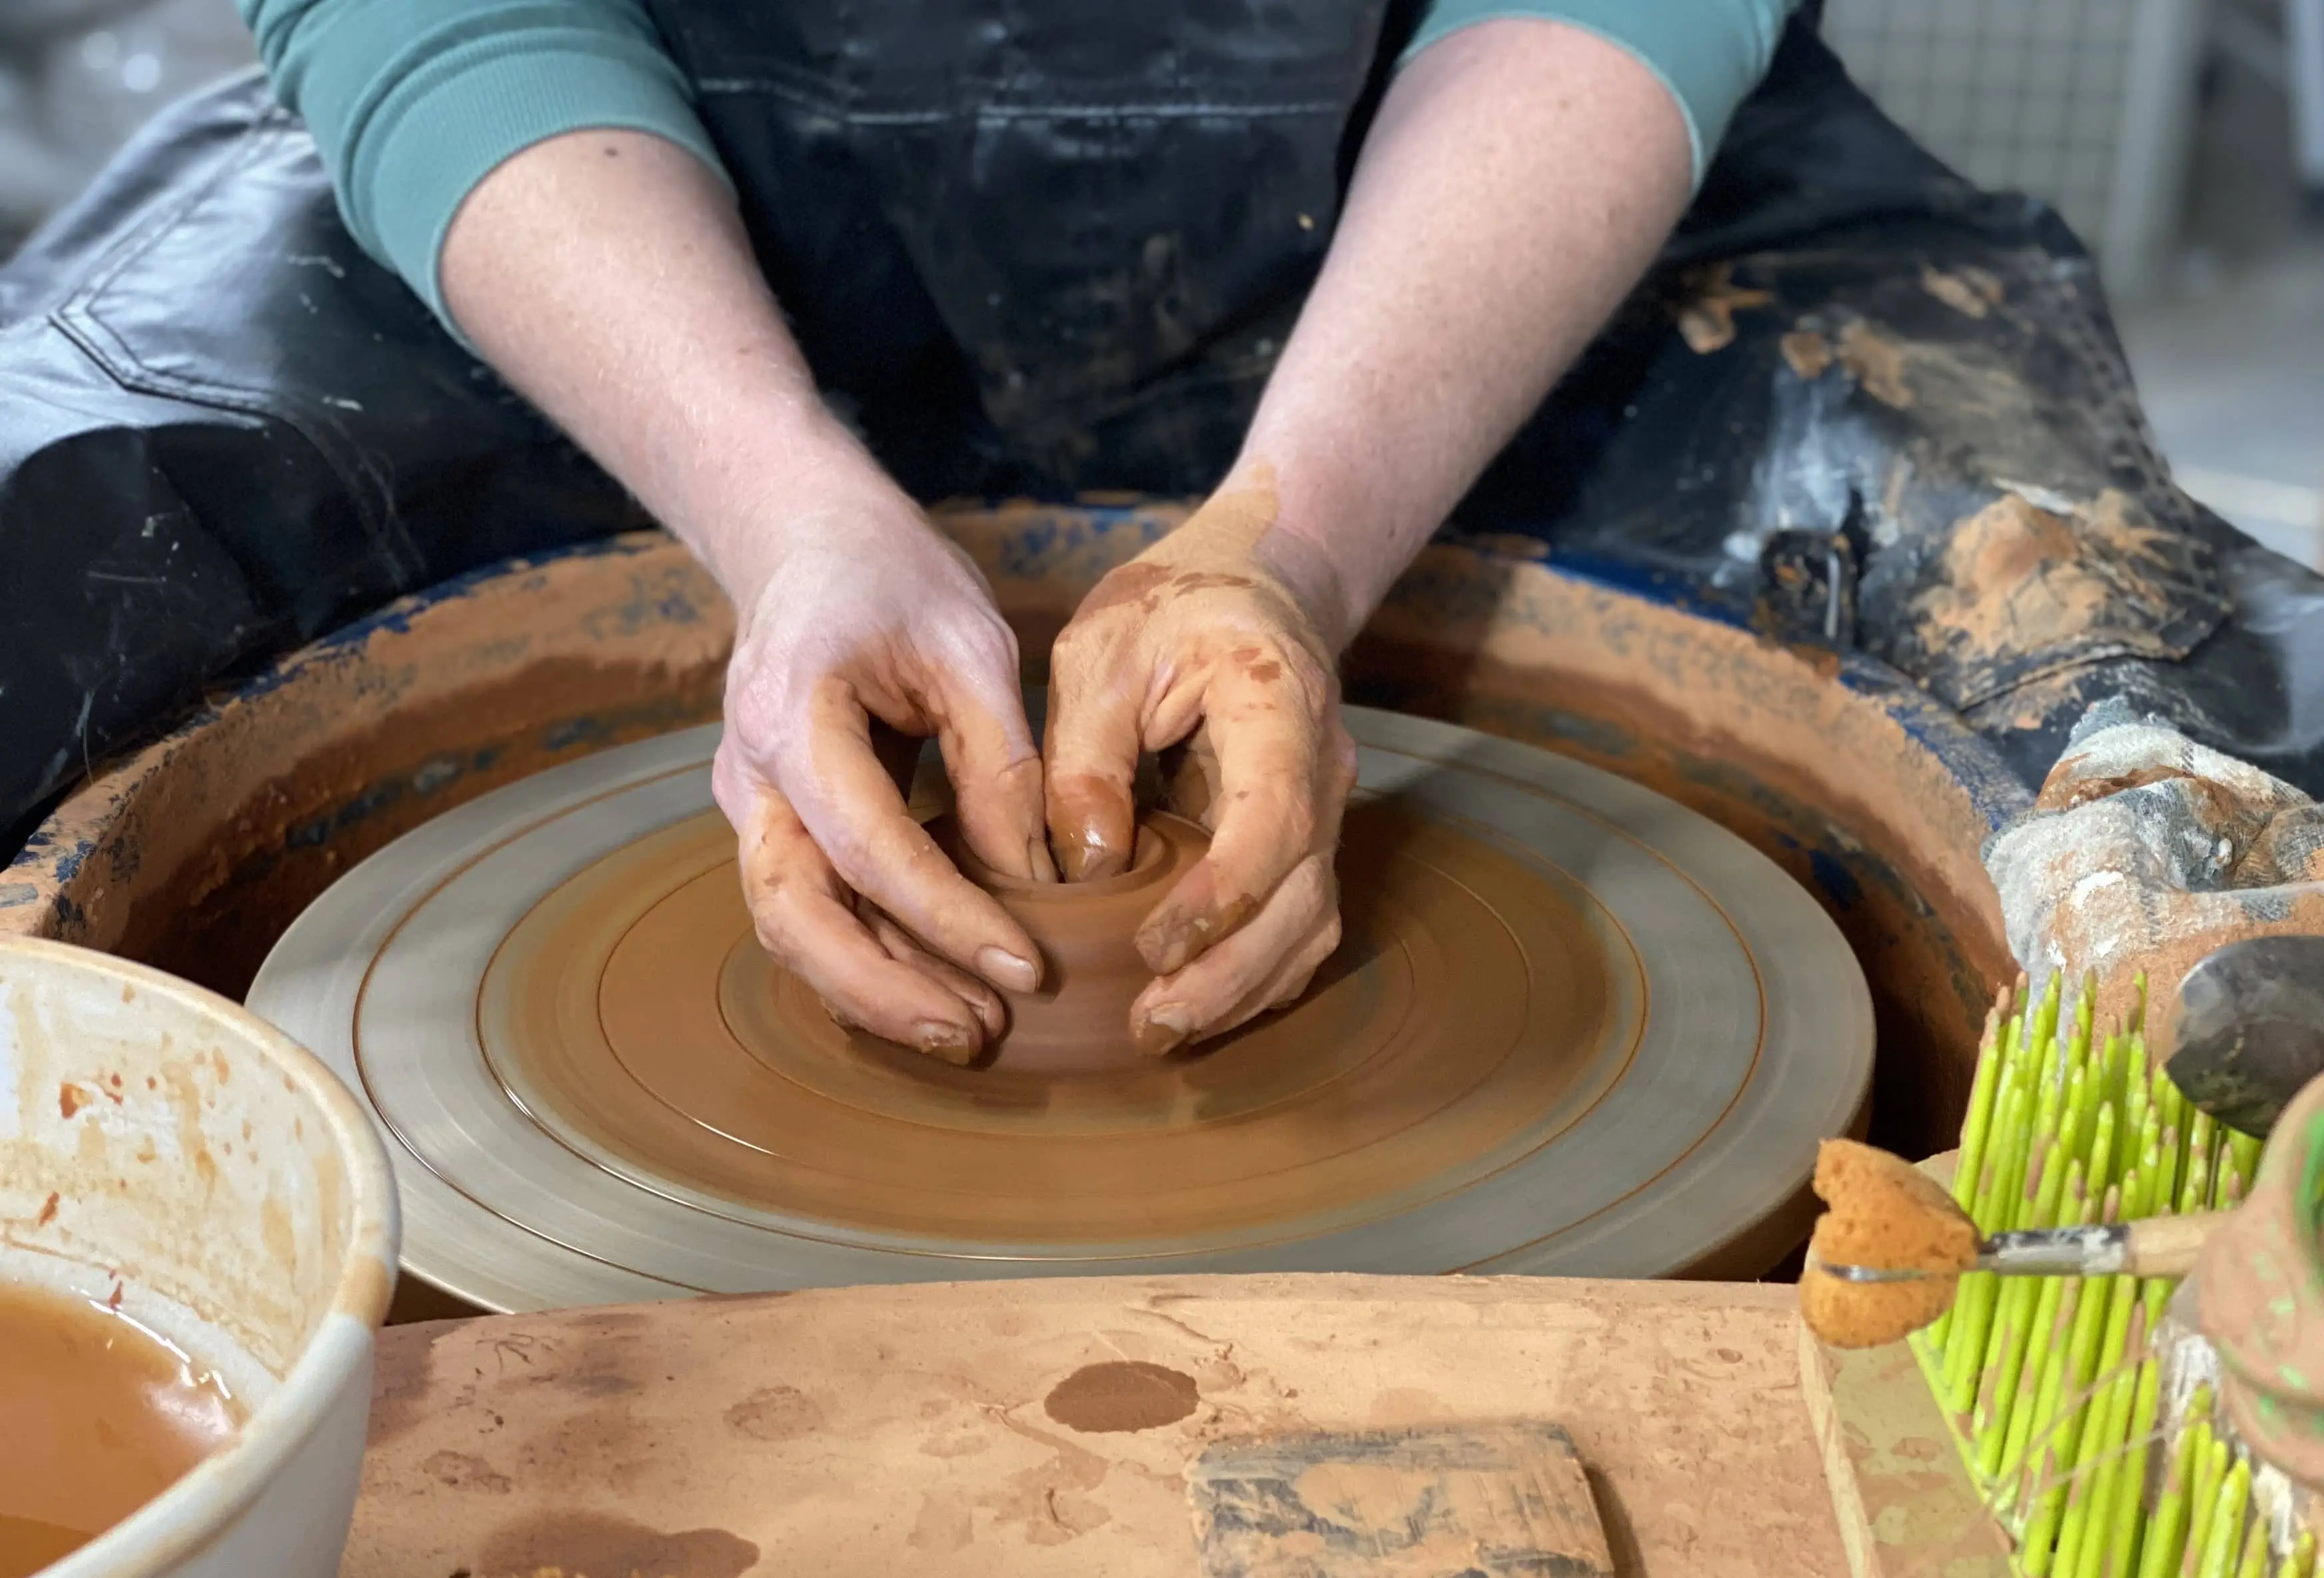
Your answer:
[0,938,397,1578]
[0,1282,243,1575]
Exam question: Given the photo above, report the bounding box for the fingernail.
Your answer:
[1135,1004,1193,1058]
[975,946,1040,993]
[913,1019,981,1066]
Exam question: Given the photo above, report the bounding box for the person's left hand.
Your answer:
[1043,476,1360,1055]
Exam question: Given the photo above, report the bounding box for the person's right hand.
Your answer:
[710,486,1055,1064]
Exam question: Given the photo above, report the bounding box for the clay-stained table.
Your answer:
[344,1274,1882,1577]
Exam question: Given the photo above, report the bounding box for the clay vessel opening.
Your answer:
[922,812,1207,1077]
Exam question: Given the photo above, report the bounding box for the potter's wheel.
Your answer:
[251,709,1872,1312]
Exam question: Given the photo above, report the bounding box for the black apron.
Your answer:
[2,0,2319,858]
[638,0,1397,498]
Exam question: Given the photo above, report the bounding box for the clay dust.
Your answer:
[1676,262,1776,354]
[1836,320,1914,408]
[1920,265,2005,320]
[1913,489,2192,683]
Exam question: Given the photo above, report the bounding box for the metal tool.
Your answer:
[2163,934,2324,1140]
[1814,1210,2223,1284]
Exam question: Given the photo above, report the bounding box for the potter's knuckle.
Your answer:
[721,683,780,749]
[751,870,812,929]
[1051,619,1108,670]
[736,684,816,762]
[1312,909,1344,959]
[822,848,883,907]
[836,836,935,913]
[1273,640,1331,700]
[1269,801,1319,862]
[750,911,810,974]
[710,763,749,825]
[1289,855,1334,910]
[942,611,1019,677]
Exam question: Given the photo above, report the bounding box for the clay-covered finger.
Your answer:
[782,677,1042,993]
[1134,913,1341,1055]
[1136,657,1333,975]
[929,647,1054,884]
[1209,917,1343,1041]
[1130,855,1336,1054]
[722,774,988,1062]
[864,907,1007,1041]
[1043,625,1143,881]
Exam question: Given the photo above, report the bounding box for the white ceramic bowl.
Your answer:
[0,937,398,1577]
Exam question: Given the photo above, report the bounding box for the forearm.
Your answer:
[1236,19,1695,646]
[439,130,890,609]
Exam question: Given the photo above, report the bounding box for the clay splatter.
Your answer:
[1675,262,1774,354]
[476,1511,759,1578]
[367,1325,449,1446]
[1836,321,1913,408]
[419,1449,513,1495]
[722,1384,824,1443]
[1042,1360,1199,1433]
[1920,264,2004,318]
[1779,329,1833,380]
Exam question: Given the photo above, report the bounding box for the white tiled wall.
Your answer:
[1822,0,2205,296]
[1825,0,2134,247]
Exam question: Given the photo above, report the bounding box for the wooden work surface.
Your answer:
[344,1273,1860,1577]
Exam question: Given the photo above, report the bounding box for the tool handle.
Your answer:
[2122,1212,2229,1278]
[1980,1211,2233,1277]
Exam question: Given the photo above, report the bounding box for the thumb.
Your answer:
[1044,645,1142,881]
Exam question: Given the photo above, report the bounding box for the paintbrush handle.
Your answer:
[1980,1212,2229,1278]
[2121,1212,2229,1277]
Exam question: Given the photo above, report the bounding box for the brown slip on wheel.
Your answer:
[248,709,1872,1314]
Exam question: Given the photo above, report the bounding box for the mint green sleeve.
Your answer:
[236,0,730,326]
[1405,0,1800,184]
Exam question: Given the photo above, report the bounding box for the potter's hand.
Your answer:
[1044,477,1360,1054]
[712,490,1054,1063]
[432,134,1049,1060]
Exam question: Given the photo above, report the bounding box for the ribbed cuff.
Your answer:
[253,0,734,334]
[1402,0,1794,185]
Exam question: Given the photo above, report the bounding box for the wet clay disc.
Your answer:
[251,711,1873,1313]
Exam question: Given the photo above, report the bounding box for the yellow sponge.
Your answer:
[1800,1139,1980,1349]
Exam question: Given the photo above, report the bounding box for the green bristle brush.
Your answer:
[1803,969,2323,1578]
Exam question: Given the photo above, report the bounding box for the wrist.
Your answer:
[672,396,912,614]
[1212,452,1398,654]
